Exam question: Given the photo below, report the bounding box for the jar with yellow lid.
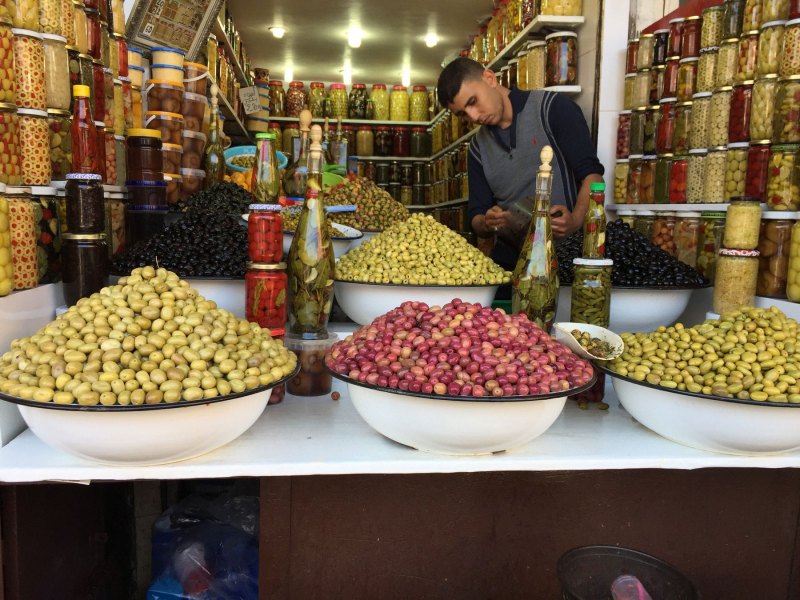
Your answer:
[757,211,795,297]
[774,75,800,143]
[714,248,760,313]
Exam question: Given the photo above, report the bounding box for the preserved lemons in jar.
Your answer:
[390,85,409,121]
[714,248,759,313]
[724,195,762,248]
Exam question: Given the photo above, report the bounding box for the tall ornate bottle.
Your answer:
[282,109,312,198]
[251,132,280,202]
[287,125,335,338]
[203,83,226,188]
[511,146,559,332]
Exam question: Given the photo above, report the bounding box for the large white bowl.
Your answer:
[334,280,499,326]
[3,369,297,466]
[184,278,246,317]
[282,223,363,260]
[556,286,703,333]
[337,374,593,455]
[605,368,800,455]
[348,230,378,249]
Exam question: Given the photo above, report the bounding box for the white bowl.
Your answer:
[282,223,363,260]
[184,278,245,317]
[338,375,592,455]
[2,369,296,465]
[556,286,701,333]
[334,281,499,326]
[348,230,378,249]
[605,368,800,455]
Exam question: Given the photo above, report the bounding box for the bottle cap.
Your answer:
[73,84,91,97]
[590,182,605,192]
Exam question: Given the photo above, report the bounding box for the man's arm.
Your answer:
[551,173,604,237]
[466,136,497,238]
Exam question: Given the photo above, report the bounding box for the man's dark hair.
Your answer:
[437,57,486,108]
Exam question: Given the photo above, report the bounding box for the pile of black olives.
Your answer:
[113,211,248,277]
[556,220,708,288]
[172,182,255,215]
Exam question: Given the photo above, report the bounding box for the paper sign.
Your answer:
[239,86,263,115]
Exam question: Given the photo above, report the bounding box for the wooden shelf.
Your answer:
[430,129,478,161]
[545,85,582,94]
[212,18,250,88]
[408,197,468,210]
[486,14,585,71]
[354,155,426,162]
[269,110,447,128]
[607,203,770,212]
[209,75,252,143]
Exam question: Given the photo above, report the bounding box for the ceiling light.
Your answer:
[424,33,439,48]
[284,66,294,82]
[401,67,411,88]
[348,27,363,48]
[269,26,286,39]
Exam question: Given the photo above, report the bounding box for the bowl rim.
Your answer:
[561,282,712,291]
[332,279,504,289]
[0,364,299,412]
[596,362,800,409]
[282,223,363,241]
[327,366,596,403]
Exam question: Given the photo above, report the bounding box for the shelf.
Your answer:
[209,75,252,143]
[354,155,426,162]
[430,128,479,161]
[269,110,447,128]
[545,85,582,94]
[486,14,586,71]
[607,203,769,212]
[212,18,250,88]
[407,197,468,210]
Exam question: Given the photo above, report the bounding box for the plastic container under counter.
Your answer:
[284,333,339,397]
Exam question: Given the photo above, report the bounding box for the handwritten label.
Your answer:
[239,86,263,115]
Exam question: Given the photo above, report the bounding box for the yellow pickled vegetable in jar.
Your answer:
[0,195,12,295]
[714,248,759,313]
[409,85,429,122]
[723,195,762,248]
[390,85,409,121]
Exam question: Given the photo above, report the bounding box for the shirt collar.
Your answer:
[487,88,530,152]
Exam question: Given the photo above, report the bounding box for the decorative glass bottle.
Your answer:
[251,132,280,202]
[282,109,311,199]
[582,181,607,258]
[71,84,98,174]
[203,83,225,188]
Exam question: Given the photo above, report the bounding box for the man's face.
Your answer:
[448,70,504,126]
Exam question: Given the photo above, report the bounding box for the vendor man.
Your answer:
[437,57,604,272]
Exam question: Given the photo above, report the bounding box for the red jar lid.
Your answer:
[330,83,346,89]
[268,80,283,85]
[342,124,354,130]
[376,125,390,130]
[358,125,372,130]
[412,126,427,132]
[352,83,366,89]
[413,85,427,91]
[393,85,407,91]
[269,122,281,128]
[289,81,304,87]
[310,81,324,88]
[372,83,386,89]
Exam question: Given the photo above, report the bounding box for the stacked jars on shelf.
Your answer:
[245,203,287,332]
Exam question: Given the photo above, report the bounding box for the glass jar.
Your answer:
[764,0,791,21]
[12,28,45,110]
[655,98,676,154]
[0,193,11,295]
[717,37,740,87]
[789,220,800,299]
[245,262,288,330]
[634,209,657,240]
[102,127,114,185]
[307,81,325,118]
[702,6,725,48]
[652,211,678,255]
[681,15,702,58]
[738,30,760,81]
[47,108,70,180]
[629,107,645,155]
[545,31,577,86]
[410,126,429,157]
[120,76,133,129]
[280,122,298,156]
[696,47,718,93]
[11,0,38,29]
[744,0,763,30]
[688,92,711,149]
[650,65,666,104]
[112,78,123,135]
[698,211,726,281]
[64,171,102,232]
[758,21,785,76]
[37,0,60,34]
[247,204,282,263]
[0,105,20,184]
[526,41,547,90]
[392,126,409,157]
[626,154,643,203]
[677,57,698,101]
[774,75,800,142]
[570,258,612,327]
[374,126,391,157]
[643,106,659,155]
[675,211,701,267]
[113,134,124,186]
[704,146,729,201]
[724,141,751,200]
[85,7,100,59]
[7,193,38,289]
[17,107,49,184]
[780,18,800,76]
[623,73,636,109]
[750,75,779,139]
[746,139,772,200]
[61,232,108,305]
[633,69,651,108]
[616,110,631,158]
[268,121,282,142]
[390,85,409,121]
[268,80,285,117]
[687,148,709,202]
[654,153,672,204]
[92,118,104,182]
[78,52,92,98]
[348,83,367,119]
[725,195,763,248]
[793,0,800,19]
[516,49,529,90]
[709,86,733,146]
[539,0,582,16]
[673,100,693,154]
[104,193,123,257]
[614,159,629,203]
[285,81,307,118]
[662,56,680,100]
[60,0,73,45]
[669,18,685,57]
[766,143,800,209]
[757,212,794,296]
[637,33,655,70]
[410,85,428,121]
[670,154,689,203]
[370,84,389,120]
[126,128,162,180]
[723,0,747,38]
[714,248,759,313]
[356,125,374,156]
[640,155,656,203]
[729,80,754,142]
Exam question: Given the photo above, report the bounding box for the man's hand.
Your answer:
[483,205,513,234]
[549,205,581,238]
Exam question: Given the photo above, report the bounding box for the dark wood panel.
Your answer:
[261,469,800,600]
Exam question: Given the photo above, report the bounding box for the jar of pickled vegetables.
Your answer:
[627,154,643,204]
[634,209,656,240]
[72,2,86,54]
[704,146,729,202]
[682,15,702,58]
[545,31,577,86]
[614,159,629,203]
[281,122,298,156]
[763,0,790,22]
[788,219,800,299]
[729,80,753,142]
[654,153,672,203]
[702,6,725,48]
[697,211,726,281]
[792,0,800,19]
[673,100,692,153]
[348,83,367,119]
[47,107,70,180]
[370,84,389,120]
[743,0,763,31]
[766,143,800,209]
[113,134,124,186]
[85,8,100,60]
[687,148,709,202]
[17,107,49,184]
[12,28,45,110]
[623,73,636,109]
[724,141,750,200]
[285,81,307,118]
[268,80,284,117]
[696,46,718,92]
[570,258,612,327]
[7,191,38,289]
[655,98,676,153]
[677,57,698,101]
[633,69,651,108]
[724,195,763,248]
[750,75,778,139]
[689,92,711,149]
[709,86,732,146]
[780,18,800,75]
[738,30,760,81]
[716,37,740,87]
[757,211,795,296]
[674,211,701,267]
[637,33,655,70]
[526,40,546,90]
[37,0,60,36]
[643,106,659,154]
[410,126,429,157]
[662,56,680,100]
[756,20,786,76]
[650,65,666,104]
[746,139,772,199]
[355,125,373,156]
[60,0,73,45]
[390,85,409,121]
[629,107,645,155]
[670,154,689,203]
[308,81,325,118]
[652,211,677,255]
[723,0,747,39]
[626,38,639,74]
[617,110,631,158]
[774,75,800,142]
[0,104,21,185]
[714,248,759,313]
[245,262,287,330]
[517,49,529,90]
[669,17,685,56]
[640,155,656,203]
[539,0,582,17]
[392,126,410,157]
[374,126,391,157]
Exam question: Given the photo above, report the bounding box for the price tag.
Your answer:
[239,86,263,115]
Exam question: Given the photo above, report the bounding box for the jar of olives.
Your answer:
[746,139,772,200]
[702,6,725,48]
[370,83,389,120]
[750,75,778,139]
[696,46,718,92]
[526,40,546,90]
[7,190,38,289]
[570,258,613,327]
[709,86,732,147]
[757,20,786,75]
[47,107,70,180]
[61,232,108,305]
[785,219,800,300]
[697,211,726,281]
[617,208,636,227]
[654,29,670,66]
[757,211,795,296]
[743,0,763,31]
[766,143,800,209]
[348,83,367,119]
[724,141,750,200]
[643,106,659,154]
[12,28,46,110]
[724,195,763,248]
[714,248,759,314]
[716,37,740,87]
[410,85,429,121]
[268,80,285,117]
[688,92,711,149]
[614,159,629,203]
[704,146,729,202]
[687,148,709,203]
[774,75,800,143]
[390,85,409,121]
[763,0,791,22]
[626,154,643,203]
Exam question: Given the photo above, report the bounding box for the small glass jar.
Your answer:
[729,79,754,142]
[102,127,114,185]
[61,232,108,305]
[12,28,45,110]
[757,20,786,76]
[60,0,73,45]
[677,57,698,101]
[689,92,711,149]
[709,86,733,147]
[516,49,529,90]
[0,105,21,185]
[766,143,800,209]
[637,33,655,70]
[0,194,12,294]
[779,17,800,76]
[654,153,673,204]
[673,100,693,154]
[652,211,678,255]
[410,126,429,157]
[626,38,639,74]
[410,85,429,121]
[356,125,374,156]
[746,139,772,200]
[570,258,612,327]
[750,75,779,139]
[792,0,800,19]
[527,41,547,90]
[669,154,689,203]
[702,6,725,48]
[623,73,636,109]
[634,209,656,240]
[723,0,747,38]
[650,65,666,104]
[370,84,389,120]
[105,193,124,258]
[545,31,577,86]
[614,159,629,203]
[696,46,718,92]
[72,2,86,54]
[744,0,763,31]
[697,211,727,281]
[675,211,701,267]
[626,154,643,203]
[681,15,702,58]
[687,148,709,202]
[247,203,282,263]
[286,81,307,118]
[757,212,794,296]
[669,18,685,57]
[245,262,288,330]
[716,37,740,87]
[655,98,676,154]
[763,0,791,22]
[392,126,410,157]
[85,7,100,59]
[308,81,325,118]
[348,83,368,119]
[704,146,729,202]
[374,126,391,157]
[64,171,102,232]
[738,30,760,81]
[7,192,38,289]
[713,248,759,313]
[725,195,763,248]
[724,141,750,200]
[774,75,800,143]
[280,122,298,157]
[643,106,659,155]
[788,220,800,300]
[629,107,646,155]
[617,110,631,158]
[662,56,680,99]
[47,108,70,180]
[268,80,285,117]
[390,85,409,121]
[17,107,49,184]
[633,69,651,107]
[113,134,124,186]
[639,155,656,203]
